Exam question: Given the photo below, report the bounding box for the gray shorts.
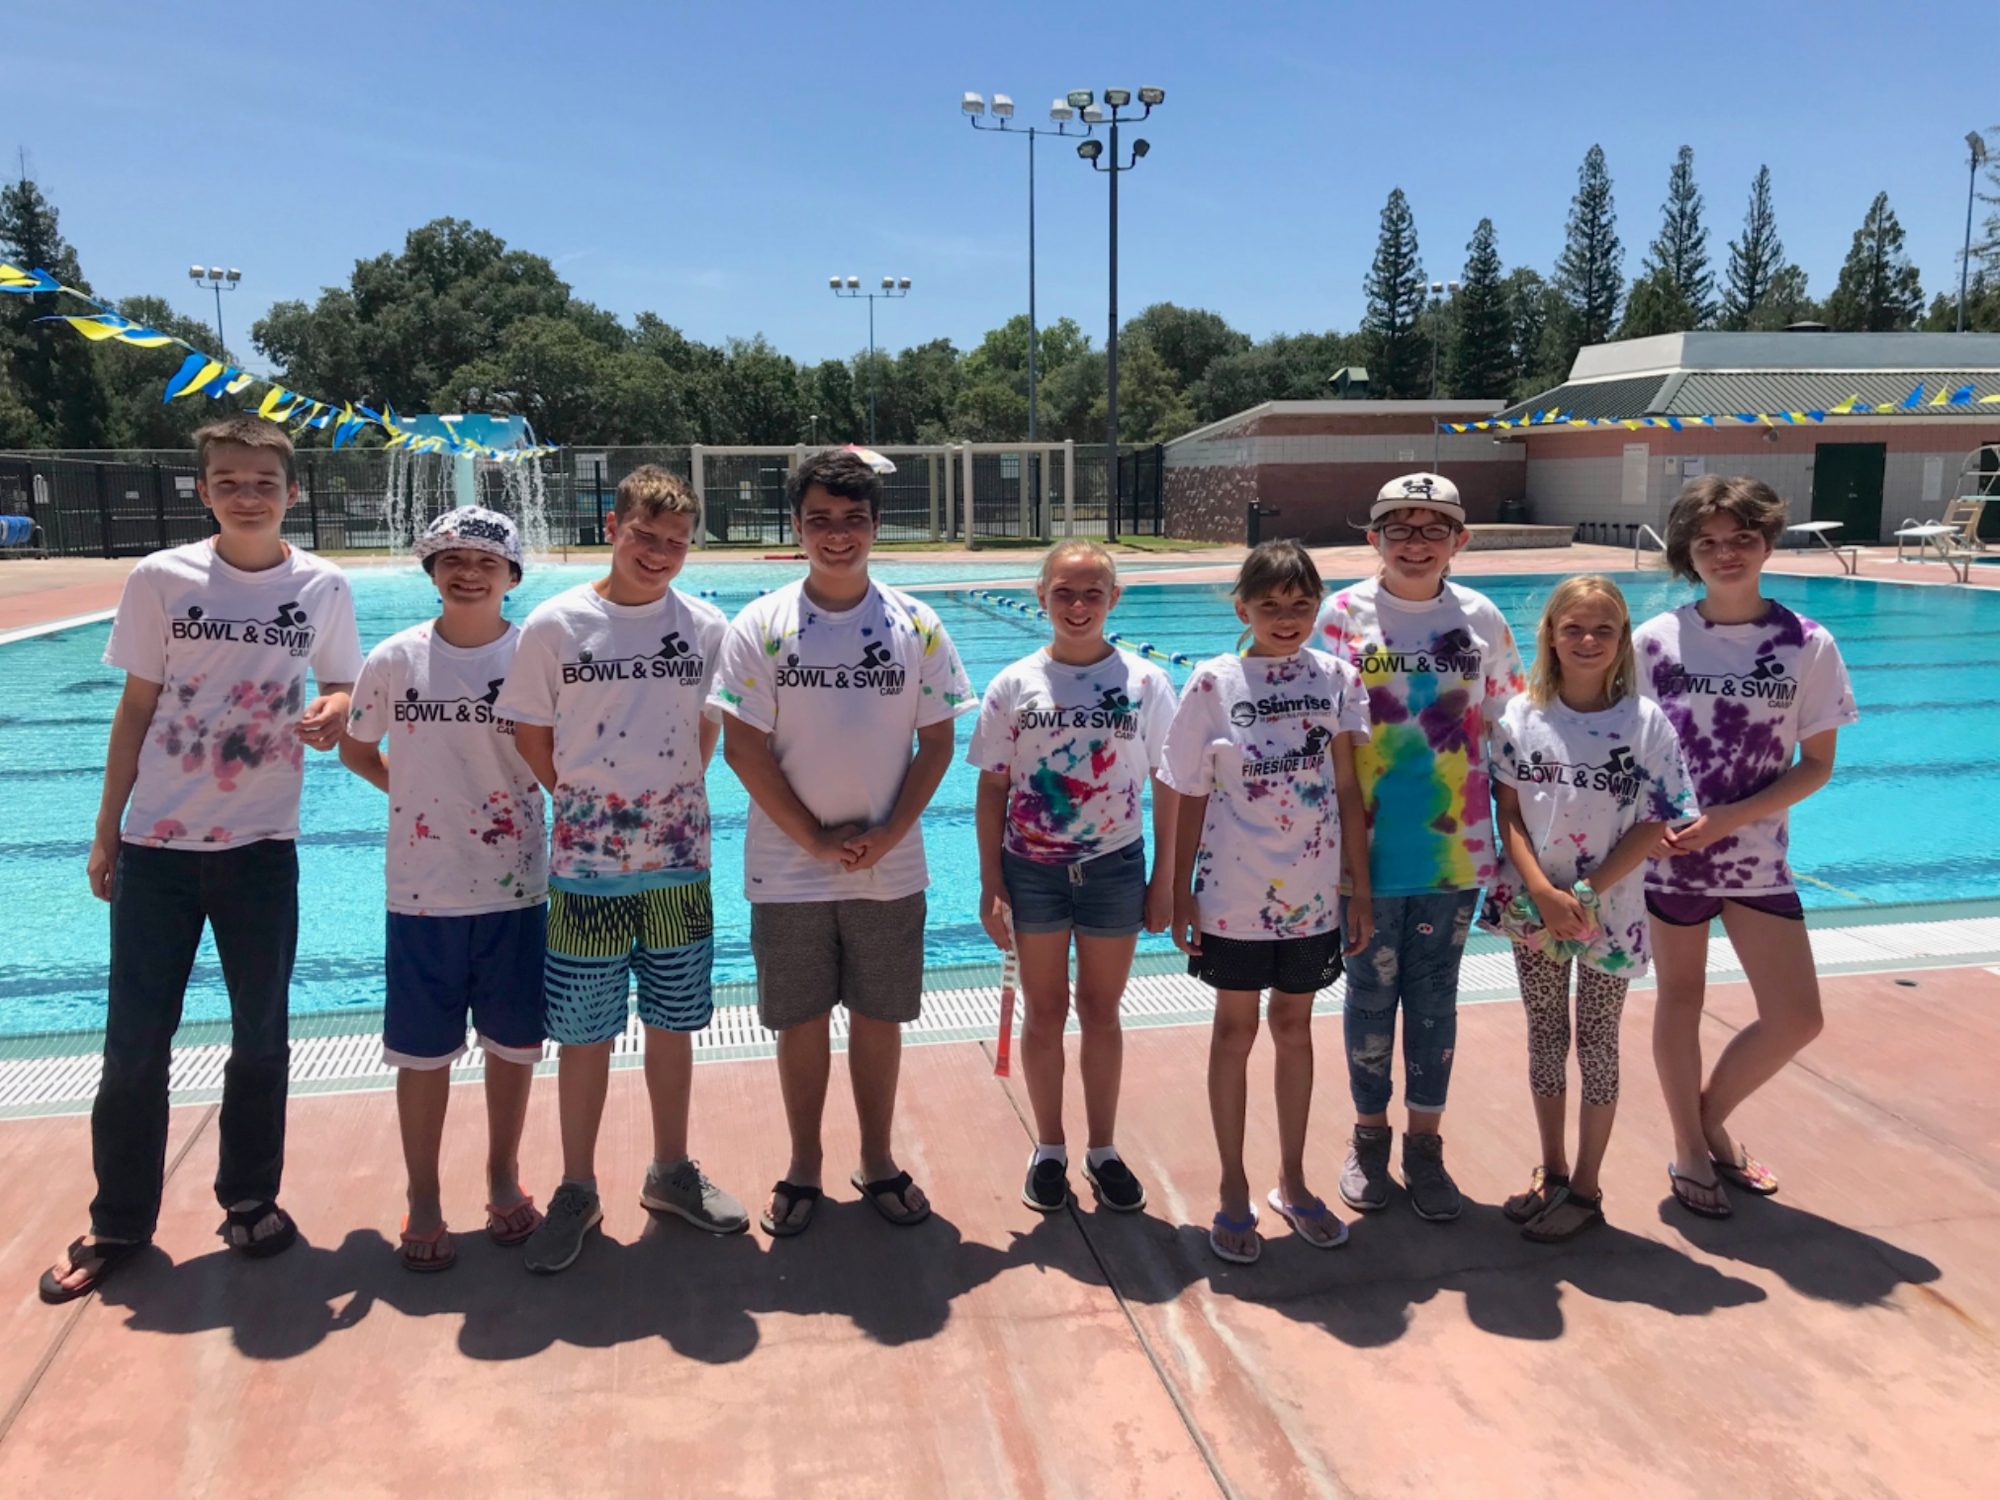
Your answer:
[749,892,927,1031]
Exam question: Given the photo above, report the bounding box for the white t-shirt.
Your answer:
[1159,649,1370,940]
[496,583,726,885]
[1635,601,1859,896]
[347,622,549,916]
[709,579,975,903]
[1315,577,1526,896]
[105,540,362,850]
[967,647,1176,864]
[1480,694,1696,976]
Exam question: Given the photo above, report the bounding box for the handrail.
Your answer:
[1634,523,1667,570]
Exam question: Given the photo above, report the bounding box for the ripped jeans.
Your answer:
[1342,890,1480,1116]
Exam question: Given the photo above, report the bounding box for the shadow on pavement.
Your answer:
[1657,1192,1942,1307]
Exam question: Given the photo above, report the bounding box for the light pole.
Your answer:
[1961,131,1988,334]
[1073,86,1163,541]
[187,265,240,354]
[960,91,1095,443]
[830,274,911,445]
[1426,279,1460,466]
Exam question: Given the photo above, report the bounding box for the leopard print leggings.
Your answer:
[1511,943,1630,1107]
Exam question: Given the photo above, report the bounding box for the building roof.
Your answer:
[1497,332,2000,424]
[1166,398,1504,449]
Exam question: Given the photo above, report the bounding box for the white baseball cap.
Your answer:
[1370,472,1464,525]
[415,506,523,572]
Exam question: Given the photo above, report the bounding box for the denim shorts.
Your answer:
[1001,840,1147,940]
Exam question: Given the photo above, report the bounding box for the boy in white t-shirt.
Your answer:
[42,415,361,1305]
[711,448,974,1238]
[340,508,549,1272]
[497,467,745,1274]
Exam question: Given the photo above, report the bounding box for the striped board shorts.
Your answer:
[544,877,714,1045]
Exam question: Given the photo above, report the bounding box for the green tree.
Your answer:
[1743,263,1818,330]
[0,175,113,447]
[1447,219,1515,399]
[1638,146,1713,327]
[1554,145,1623,360]
[1124,303,1249,393]
[433,316,617,444]
[96,295,238,448]
[1824,192,1924,331]
[710,336,803,445]
[1719,166,1792,329]
[1504,267,1571,399]
[1361,188,1430,398]
[1617,266,1699,340]
[1186,331,1363,424]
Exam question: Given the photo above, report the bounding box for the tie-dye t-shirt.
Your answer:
[967,647,1176,864]
[496,583,726,887]
[1636,601,1858,896]
[1159,649,1371,940]
[347,622,548,916]
[106,540,363,850]
[709,579,975,903]
[1315,577,1526,896]
[1480,695,1696,976]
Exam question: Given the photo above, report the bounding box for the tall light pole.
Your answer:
[960,91,1094,443]
[830,274,911,445]
[1426,278,1460,467]
[1961,131,1988,334]
[1073,86,1163,541]
[187,265,240,354]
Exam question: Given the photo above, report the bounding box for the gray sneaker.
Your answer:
[641,1158,750,1235]
[523,1182,603,1273]
[1401,1132,1463,1222]
[1339,1125,1394,1213]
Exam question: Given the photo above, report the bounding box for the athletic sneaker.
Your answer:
[1023,1157,1072,1212]
[1082,1155,1147,1212]
[523,1182,603,1274]
[1338,1125,1394,1213]
[641,1158,750,1235]
[1402,1132,1463,1222]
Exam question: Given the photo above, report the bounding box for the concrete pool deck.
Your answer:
[0,963,1995,1497]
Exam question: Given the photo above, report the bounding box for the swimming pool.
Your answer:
[0,563,1989,1034]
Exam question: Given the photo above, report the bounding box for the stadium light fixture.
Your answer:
[991,93,1014,117]
[831,272,913,443]
[962,92,985,114]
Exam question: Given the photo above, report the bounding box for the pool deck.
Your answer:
[1,961,1995,1498]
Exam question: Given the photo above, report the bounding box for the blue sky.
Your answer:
[5,1,1992,375]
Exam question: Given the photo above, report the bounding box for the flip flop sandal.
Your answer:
[1208,1207,1261,1265]
[1266,1190,1349,1249]
[38,1236,146,1305]
[1667,1163,1732,1220]
[1710,1148,1779,1196]
[1521,1185,1605,1244]
[485,1196,543,1247]
[759,1180,822,1238]
[1503,1166,1570,1224]
[218,1201,300,1259]
[398,1219,457,1273]
[851,1169,930,1227]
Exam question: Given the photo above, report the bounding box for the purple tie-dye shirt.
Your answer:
[1635,601,1858,896]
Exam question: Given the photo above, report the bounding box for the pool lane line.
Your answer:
[1795,871,1871,903]
[0,607,117,646]
[965,590,1197,668]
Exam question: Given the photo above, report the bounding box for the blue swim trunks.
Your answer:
[544,877,714,1045]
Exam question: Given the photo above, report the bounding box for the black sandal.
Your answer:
[850,1169,930,1227]
[1522,1185,1605,1243]
[1503,1166,1569,1224]
[39,1236,146,1305]
[759,1181,822,1238]
[218,1201,299,1259]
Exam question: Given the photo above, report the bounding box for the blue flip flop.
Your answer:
[1208,1206,1261,1264]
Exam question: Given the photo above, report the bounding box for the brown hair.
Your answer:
[1529,575,1637,707]
[614,464,700,522]
[785,447,882,517]
[1037,539,1119,590]
[194,415,295,486]
[1664,475,1785,583]
[1233,538,1323,603]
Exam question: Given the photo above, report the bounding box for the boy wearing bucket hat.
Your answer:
[1315,473,1525,1222]
[340,506,550,1271]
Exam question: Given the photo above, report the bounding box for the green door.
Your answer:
[1811,443,1886,544]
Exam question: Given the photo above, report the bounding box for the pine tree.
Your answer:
[1361,187,1430,399]
[0,174,113,448]
[1643,146,1712,325]
[1447,219,1515,399]
[1617,266,1698,339]
[1720,166,1785,328]
[1553,145,1623,364]
[1504,267,1571,399]
[1824,192,1924,331]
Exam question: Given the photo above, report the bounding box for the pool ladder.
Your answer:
[1634,524,1669,571]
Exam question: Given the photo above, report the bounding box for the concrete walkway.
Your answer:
[1,964,1994,1497]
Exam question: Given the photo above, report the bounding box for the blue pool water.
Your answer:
[0,563,1991,1034]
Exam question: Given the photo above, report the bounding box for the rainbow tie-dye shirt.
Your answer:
[1316,577,1525,896]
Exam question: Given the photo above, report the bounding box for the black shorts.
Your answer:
[1188,930,1344,995]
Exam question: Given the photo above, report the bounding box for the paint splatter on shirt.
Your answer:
[1159,649,1370,940]
[968,647,1175,863]
[1636,601,1857,896]
[348,622,548,916]
[1316,577,1525,896]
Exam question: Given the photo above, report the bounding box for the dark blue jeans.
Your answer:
[1342,890,1480,1116]
[91,840,297,1242]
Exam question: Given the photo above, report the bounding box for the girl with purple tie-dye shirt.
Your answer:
[1639,477,1858,1221]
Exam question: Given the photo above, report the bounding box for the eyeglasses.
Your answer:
[1378,523,1455,542]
